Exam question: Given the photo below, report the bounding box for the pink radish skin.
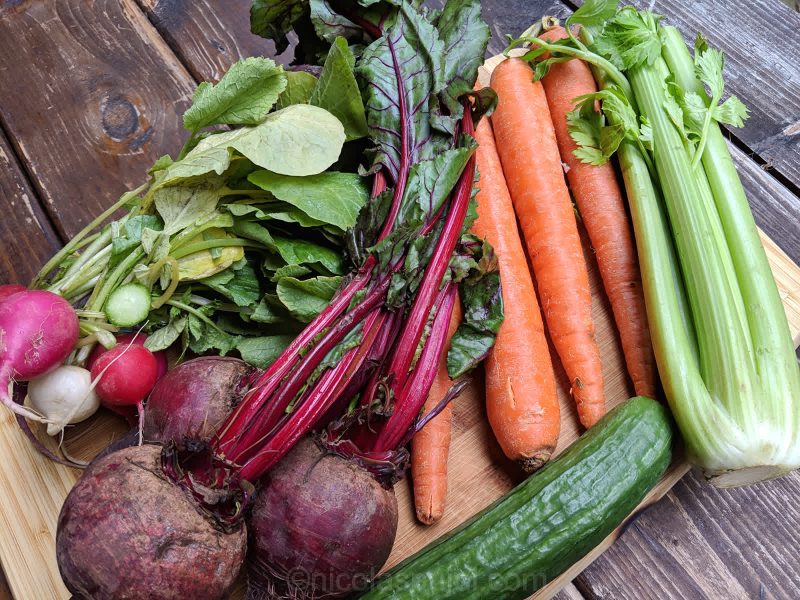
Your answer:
[0,284,26,305]
[90,344,158,408]
[57,444,246,600]
[247,437,398,599]
[0,290,78,421]
[144,356,257,449]
[86,332,168,380]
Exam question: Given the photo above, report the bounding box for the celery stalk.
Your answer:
[660,26,800,484]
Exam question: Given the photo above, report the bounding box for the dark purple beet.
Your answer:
[144,356,256,448]
[247,437,398,599]
[57,444,246,600]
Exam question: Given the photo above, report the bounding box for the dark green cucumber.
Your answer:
[362,396,672,600]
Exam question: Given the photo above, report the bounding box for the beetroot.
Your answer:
[0,290,78,421]
[144,356,257,448]
[57,444,246,600]
[247,437,398,599]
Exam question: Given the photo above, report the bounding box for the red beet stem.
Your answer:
[237,338,365,481]
[214,260,375,449]
[380,119,475,399]
[372,283,457,452]
[221,278,391,463]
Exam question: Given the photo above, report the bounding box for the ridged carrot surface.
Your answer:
[473,116,560,471]
[490,58,605,428]
[411,300,461,524]
[539,26,657,398]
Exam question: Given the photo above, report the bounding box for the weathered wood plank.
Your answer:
[136,0,292,83]
[554,582,587,600]
[0,0,196,239]
[732,141,800,264]
[0,128,60,284]
[578,469,800,600]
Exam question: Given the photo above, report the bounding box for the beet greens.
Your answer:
[209,0,501,489]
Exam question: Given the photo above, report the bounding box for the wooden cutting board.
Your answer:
[2,61,800,600]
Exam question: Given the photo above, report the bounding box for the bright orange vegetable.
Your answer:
[490,58,605,428]
[473,116,560,471]
[410,300,462,524]
[539,26,657,398]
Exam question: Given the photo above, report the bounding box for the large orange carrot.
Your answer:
[490,58,605,428]
[410,300,461,525]
[472,117,560,472]
[539,26,657,398]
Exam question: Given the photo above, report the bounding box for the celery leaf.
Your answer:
[694,47,725,100]
[713,95,749,128]
[567,0,619,28]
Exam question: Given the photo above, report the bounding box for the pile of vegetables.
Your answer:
[507,0,800,486]
[1,0,798,599]
[32,49,372,371]
[3,1,507,599]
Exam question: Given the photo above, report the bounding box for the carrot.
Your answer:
[490,57,605,428]
[539,26,657,399]
[472,116,560,472]
[410,299,462,525]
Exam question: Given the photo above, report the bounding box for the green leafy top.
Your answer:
[182,57,287,131]
[591,8,662,70]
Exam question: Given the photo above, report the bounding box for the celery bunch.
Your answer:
[510,2,800,486]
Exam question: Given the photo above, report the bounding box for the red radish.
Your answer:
[248,437,398,599]
[90,344,158,408]
[57,444,246,600]
[144,357,257,448]
[86,333,168,379]
[0,284,26,304]
[0,290,78,421]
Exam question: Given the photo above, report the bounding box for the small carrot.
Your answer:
[490,58,605,428]
[410,299,462,525]
[472,116,560,472]
[539,26,657,399]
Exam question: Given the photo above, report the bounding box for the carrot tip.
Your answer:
[519,451,553,474]
[415,507,443,526]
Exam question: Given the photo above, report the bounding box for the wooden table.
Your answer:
[0,0,798,598]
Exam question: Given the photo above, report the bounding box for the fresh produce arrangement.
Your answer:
[0,0,798,599]
[508,0,800,486]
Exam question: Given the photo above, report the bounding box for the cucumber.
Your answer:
[362,396,672,600]
[104,283,151,327]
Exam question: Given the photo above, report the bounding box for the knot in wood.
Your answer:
[101,95,139,140]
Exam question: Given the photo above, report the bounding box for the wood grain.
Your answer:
[0,129,60,284]
[579,469,800,600]
[0,0,196,239]
[136,0,293,83]
[645,0,800,191]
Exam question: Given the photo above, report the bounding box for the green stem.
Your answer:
[170,238,258,260]
[177,132,198,161]
[32,183,148,287]
[661,25,800,461]
[515,37,634,100]
[51,244,112,296]
[166,300,226,334]
[629,56,756,428]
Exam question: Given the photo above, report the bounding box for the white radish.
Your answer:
[28,366,100,436]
